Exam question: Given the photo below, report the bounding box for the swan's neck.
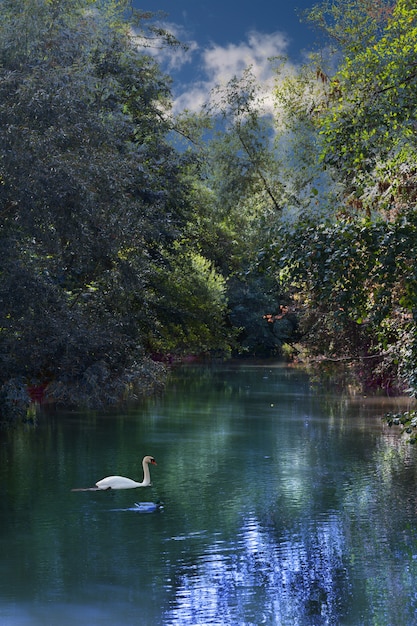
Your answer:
[141,460,151,486]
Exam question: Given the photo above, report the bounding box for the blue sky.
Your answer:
[133,0,321,111]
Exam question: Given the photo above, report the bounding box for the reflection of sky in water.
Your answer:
[4,365,417,625]
[165,512,348,625]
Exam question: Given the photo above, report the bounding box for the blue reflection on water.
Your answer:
[110,501,164,513]
[165,512,349,625]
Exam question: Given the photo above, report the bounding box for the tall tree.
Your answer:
[270,0,417,393]
[0,0,194,411]
[197,70,297,355]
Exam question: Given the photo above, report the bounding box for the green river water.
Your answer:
[1,362,417,625]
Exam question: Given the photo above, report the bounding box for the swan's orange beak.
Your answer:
[151,458,157,465]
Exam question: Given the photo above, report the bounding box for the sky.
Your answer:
[133,0,322,112]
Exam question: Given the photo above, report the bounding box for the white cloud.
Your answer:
[172,82,210,112]
[174,31,296,113]
[203,31,290,84]
[138,23,297,113]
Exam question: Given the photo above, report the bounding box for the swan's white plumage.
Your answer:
[95,455,156,489]
[71,455,156,491]
[95,475,145,490]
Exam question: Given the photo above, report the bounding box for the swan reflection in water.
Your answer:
[110,501,164,513]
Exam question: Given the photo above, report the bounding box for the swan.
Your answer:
[96,454,156,489]
[71,455,157,491]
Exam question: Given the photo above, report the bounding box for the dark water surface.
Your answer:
[1,363,417,625]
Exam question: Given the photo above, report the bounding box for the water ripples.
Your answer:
[164,512,349,625]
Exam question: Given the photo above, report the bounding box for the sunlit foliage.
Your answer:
[265,0,417,394]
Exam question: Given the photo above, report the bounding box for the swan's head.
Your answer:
[143,455,157,465]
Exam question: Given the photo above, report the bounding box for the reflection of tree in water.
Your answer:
[164,513,349,625]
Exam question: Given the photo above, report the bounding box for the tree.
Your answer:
[0,0,194,414]
[266,0,417,393]
[147,244,230,357]
[194,70,299,355]
[310,0,416,212]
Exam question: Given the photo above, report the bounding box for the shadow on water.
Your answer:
[1,362,417,625]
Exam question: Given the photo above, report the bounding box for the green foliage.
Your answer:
[0,0,192,411]
[305,0,395,53]
[272,63,343,223]
[5,0,417,415]
[206,69,283,215]
[383,410,417,443]
[312,0,417,191]
[227,271,291,356]
[274,213,417,391]
[147,245,231,356]
[193,70,296,355]
[255,0,417,396]
[157,71,295,358]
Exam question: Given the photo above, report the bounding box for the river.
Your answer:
[1,362,417,625]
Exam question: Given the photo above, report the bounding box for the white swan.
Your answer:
[71,455,157,491]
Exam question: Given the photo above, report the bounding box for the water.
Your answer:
[1,362,417,625]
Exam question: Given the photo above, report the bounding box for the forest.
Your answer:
[1,0,416,421]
